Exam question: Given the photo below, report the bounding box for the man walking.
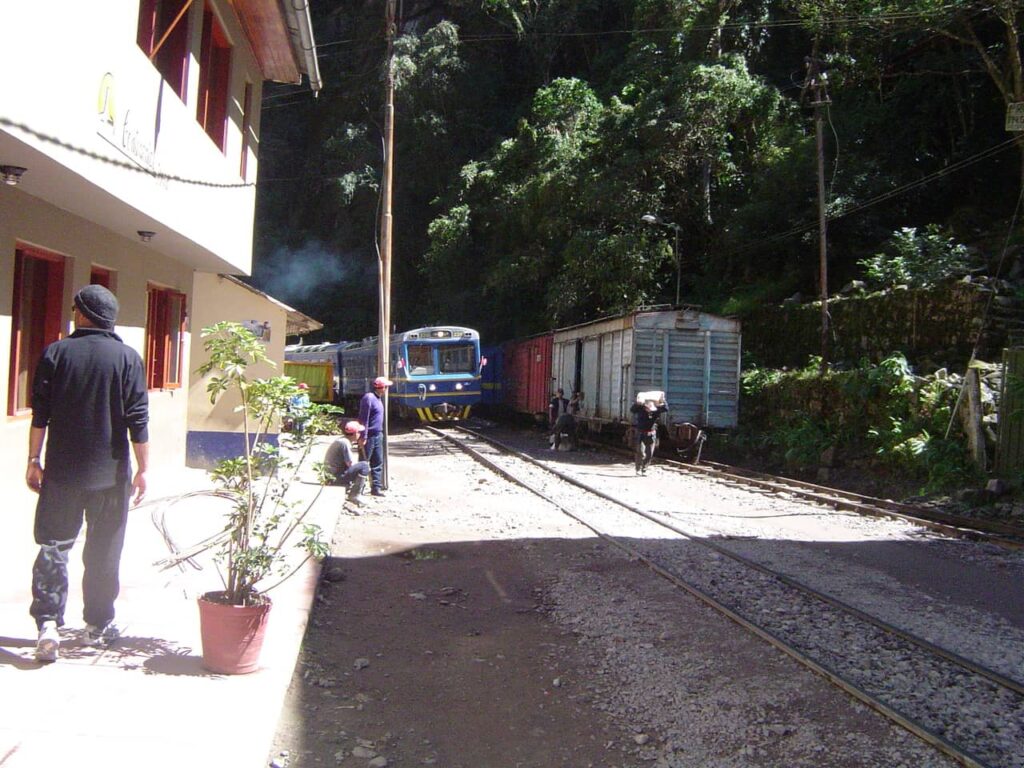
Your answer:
[358,375,392,497]
[548,388,577,451]
[630,392,668,475]
[26,284,149,662]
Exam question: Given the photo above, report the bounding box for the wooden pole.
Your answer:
[806,55,830,376]
[961,367,987,471]
[378,0,396,488]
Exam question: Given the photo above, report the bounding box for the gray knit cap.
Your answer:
[74,284,119,330]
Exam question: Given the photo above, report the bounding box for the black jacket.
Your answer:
[630,402,668,433]
[31,329,149,489]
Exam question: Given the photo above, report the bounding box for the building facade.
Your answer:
[0,1,321,493]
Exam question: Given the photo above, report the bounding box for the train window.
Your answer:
[406,344,436,375]
[439,343,475,374]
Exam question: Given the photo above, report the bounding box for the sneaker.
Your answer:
[83,622,121,647]
[371,489,386,497]
[35,621,59,662]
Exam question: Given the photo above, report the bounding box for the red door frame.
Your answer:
[9,246,66,416]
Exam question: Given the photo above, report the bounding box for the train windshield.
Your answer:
[406,344,436,375]
[439,343,476,374]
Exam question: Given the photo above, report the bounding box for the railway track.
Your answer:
[580,433,1024,549]
[423,424,1024,768]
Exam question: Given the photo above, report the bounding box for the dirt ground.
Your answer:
[269,428,626,768]
[268,427,956,768]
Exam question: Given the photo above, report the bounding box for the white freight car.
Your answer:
[551,307,741,429]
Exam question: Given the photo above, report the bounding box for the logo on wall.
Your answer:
[97,72,116,130]
[96,72,159,178]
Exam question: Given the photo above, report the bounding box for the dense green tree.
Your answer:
[251,0,1021,346]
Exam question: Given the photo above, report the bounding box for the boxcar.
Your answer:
[502,332,553,423]
[551,308,740,429]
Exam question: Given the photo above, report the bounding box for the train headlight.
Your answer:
[429,384,436,391]
[455,383,463,390]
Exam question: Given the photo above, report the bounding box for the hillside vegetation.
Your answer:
[255,0,1023,348]
[254,1,1024,496]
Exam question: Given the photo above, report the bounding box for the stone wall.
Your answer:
[741,281,992,371]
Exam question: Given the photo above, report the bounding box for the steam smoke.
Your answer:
[255,240,354,304]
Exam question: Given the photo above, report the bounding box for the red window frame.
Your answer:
[90,265,115,290]
[146,285,187,390]
[8,246,66,416]
[240,81,253,179]
[197,5,231,151]
[137,0,191,102]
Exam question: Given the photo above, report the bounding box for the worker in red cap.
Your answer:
[324,420,370,510]
[358,375,393,496]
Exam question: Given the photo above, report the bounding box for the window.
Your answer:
[439,344,476,374]
[405,345,436,375]
[197,5,231,151]
[9,247,66,415]
[146,286,186,389]
[137,0,191,101]
[90,266,115,291]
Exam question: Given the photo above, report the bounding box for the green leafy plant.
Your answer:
[161,322,336,606]
[858,225,971,289]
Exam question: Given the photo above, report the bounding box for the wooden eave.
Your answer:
[232,0,302,84]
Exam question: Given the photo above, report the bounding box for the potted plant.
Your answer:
[160,321,336,674]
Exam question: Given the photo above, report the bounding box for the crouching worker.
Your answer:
[324,421,370,509]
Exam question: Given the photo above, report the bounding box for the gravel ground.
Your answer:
[269,425,1024,768]
[451,423,1024,767]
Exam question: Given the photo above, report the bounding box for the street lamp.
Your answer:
[641,213,682,306]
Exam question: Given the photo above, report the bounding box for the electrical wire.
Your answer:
[455,3,971,43]
[726,137,1020,258]
[307,2,970,53]
[0,116,254,189]
[944,181,1024,439]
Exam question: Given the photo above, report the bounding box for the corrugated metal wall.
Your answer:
[630,329,741,428]
[997,347,1024,476]
[553,309,740,429]
[504,334,552,418]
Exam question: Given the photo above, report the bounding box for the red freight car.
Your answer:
[502,332,553,423]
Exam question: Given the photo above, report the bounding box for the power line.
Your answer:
[0,116,254,189]
[307,3,973,54]
[456,4,971,43]
[726,137,1019,258]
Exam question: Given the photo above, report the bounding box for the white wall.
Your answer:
[0,0,265,274]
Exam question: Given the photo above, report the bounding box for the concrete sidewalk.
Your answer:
[0,463,343,768]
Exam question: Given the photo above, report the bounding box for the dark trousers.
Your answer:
[635,430,657,472]
[552,414,576,450]
[332,461,370,499]
[365,432,385,492]
[30,480,129,630]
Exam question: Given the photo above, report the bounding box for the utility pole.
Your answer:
[805,56,831,375]
[378,0,396,488]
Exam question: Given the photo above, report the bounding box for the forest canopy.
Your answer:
[253,0,1024,344]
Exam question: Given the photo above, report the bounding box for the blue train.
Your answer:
[336,326,484,422]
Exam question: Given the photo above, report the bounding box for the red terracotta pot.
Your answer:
[197,591,272,674]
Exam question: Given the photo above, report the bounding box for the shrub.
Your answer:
[858,225,971,289]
